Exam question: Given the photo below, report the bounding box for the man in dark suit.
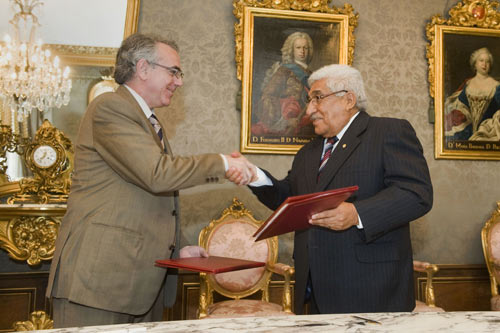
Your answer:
[228,64,433,314]
[47,33,255,328]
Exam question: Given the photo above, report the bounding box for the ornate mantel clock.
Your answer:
[9,119,74,204]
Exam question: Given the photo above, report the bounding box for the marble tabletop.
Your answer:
[28,311,500,333]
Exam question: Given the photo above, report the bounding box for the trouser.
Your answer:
[52,289,164,328]
[304,270,320,314]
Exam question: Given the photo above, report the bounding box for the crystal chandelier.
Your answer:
[0,0,72,130]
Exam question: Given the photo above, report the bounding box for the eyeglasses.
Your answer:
[149,61,184,79]
[307,90,348,105]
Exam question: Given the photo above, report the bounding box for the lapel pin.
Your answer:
[342,144,347,148]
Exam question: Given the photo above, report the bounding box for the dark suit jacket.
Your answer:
[250,111,433,314]
[46,86,225,315]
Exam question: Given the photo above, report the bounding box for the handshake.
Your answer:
[224,152,258,186]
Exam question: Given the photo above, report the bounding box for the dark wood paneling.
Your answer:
[0,272,50,332]
[0,266,492,329]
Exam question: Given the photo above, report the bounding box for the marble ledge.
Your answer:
[0,204,66,209]
[27,311,500,333]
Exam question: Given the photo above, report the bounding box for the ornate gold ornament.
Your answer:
[13,311,53,331]
[0,204,65,265]
[9,120,73,204]
[0,215,60,265]
[426,0,500,99]
[233,0,359,80]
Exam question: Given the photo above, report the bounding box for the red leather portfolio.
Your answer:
[253,185,359,241]
[155,255,265,274]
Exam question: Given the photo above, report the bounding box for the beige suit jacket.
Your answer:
[46,86,225,315]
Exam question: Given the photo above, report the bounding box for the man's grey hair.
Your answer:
[469,47,493,73]
[308,64,368,111]
[114,33,179,84]
[281,31,313,64]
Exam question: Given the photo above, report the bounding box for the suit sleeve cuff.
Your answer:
[249,167,272,187]
[219,154,228,171]
[356,214,364,229]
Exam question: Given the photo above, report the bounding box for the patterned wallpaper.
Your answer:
[138,0,500,265]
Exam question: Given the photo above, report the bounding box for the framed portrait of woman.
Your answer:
[234,0,358,154]
[427,0,500,160]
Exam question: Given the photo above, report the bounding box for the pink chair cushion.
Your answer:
[490,223,500,282]
[207,220,269,292]
[413,300,445,312]
[205,299,293,318]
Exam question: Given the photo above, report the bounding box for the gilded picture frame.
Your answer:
[426,0,500,160]
[48,0,140,67]
[234,0,358,155]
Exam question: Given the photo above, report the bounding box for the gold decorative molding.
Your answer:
[124,0,141,39]
[232,0,358,80]
[13,311,53,331]
[48,44,118,67]
[425,0,500,98]
[0,205,65,266]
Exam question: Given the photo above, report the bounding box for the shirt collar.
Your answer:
[124,84,154,118]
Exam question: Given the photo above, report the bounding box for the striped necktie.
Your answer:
[149,114,164,148]
[318,136,338,180]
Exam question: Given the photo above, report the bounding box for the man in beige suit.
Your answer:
[46,33,255,328]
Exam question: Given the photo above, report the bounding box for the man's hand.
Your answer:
[308,202,358,231]
[179,246,209,258]
[225,151,257,185]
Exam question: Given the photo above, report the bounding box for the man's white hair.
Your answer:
[308,64,368,111]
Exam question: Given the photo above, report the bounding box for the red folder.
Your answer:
[253,185,359,241]
[155,255,265,274]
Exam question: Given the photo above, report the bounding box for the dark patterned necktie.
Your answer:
[317,136,338,181]
[149,114,164,149]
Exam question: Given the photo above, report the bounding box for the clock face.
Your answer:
[33,145,58,168]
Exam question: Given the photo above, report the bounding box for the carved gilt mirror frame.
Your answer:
[426,0,500,160]
[234,0,358,155]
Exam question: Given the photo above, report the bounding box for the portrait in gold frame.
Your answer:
[426,0,500,160]
[234,0,358,155]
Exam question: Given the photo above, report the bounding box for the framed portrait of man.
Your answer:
[234,0,358,154]
[427,0,500,160]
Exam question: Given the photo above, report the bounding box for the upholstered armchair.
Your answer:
[481,201,500,311]
[198,198,295,318]
[413,260,445,312]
